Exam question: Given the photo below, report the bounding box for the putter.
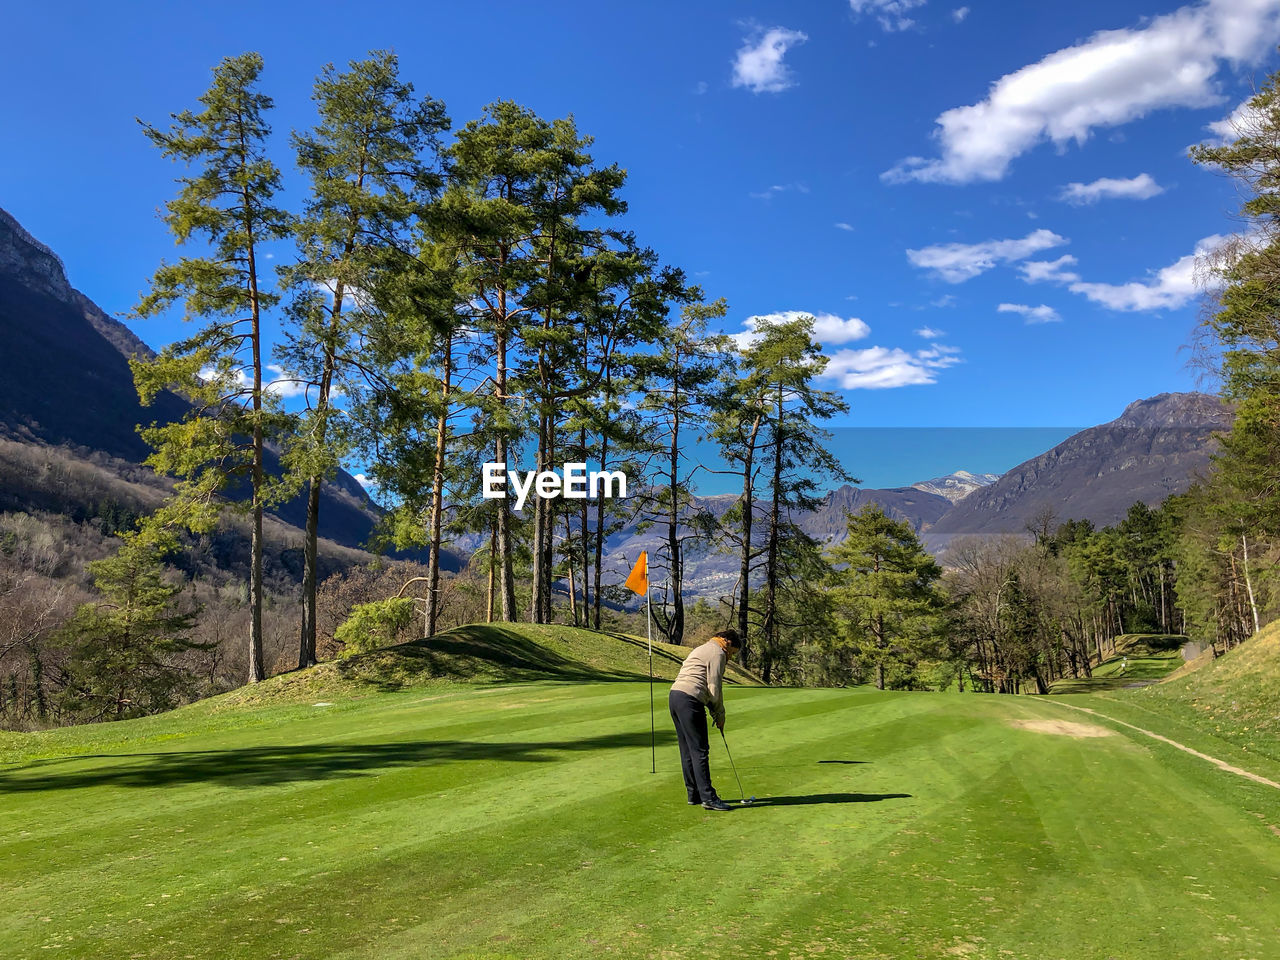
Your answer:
[719,728,756,804]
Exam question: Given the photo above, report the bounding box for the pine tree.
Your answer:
[59,530,205,722]
[424,101,629,622]
[636,297,730,645]
[714,314,849,680]
[133,52,293,683]
[828,505,946,690]
[279,51,448,663]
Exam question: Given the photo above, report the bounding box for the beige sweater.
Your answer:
[671,640,728,725]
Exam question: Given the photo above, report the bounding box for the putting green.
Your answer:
[3,683,1279,959]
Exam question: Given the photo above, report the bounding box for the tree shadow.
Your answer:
[737,793,911,807]
[817,760,869,765]
[0,729,678,793]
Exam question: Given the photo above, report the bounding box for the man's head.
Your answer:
[713,628,741,652]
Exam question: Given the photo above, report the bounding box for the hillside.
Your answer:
[0,206,396,555]
[1121,620,1280,764]
[930,392,1232,536]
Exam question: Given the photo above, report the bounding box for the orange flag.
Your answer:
[624,551,649,596]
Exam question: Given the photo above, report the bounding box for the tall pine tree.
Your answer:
[133,52,292,683]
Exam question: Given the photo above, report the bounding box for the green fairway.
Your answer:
[4,670,1280,959]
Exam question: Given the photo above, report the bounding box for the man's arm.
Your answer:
[706,651,727,728]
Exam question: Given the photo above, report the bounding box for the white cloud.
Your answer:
[929,294,958,308]
[749,182,810,200]
[353,473,377,491]
[823,343,963,389]
[834,221,855,231]
[850,0,927,32]
[998,302,1063,323]
[883,0,1280,184]
[694,80,709,95]
[1019,254,1081,284]
[907,228,1067,282]
[915,326,946,338]
[731,310,872,349]
[952,6,970,22]
[732,26,808,93]
[1024,234,1231,311]
[1058,173,1165,204]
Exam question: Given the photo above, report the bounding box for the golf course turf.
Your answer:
[3,629,1280,959]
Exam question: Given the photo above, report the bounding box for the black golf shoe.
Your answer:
[701,798,732,812]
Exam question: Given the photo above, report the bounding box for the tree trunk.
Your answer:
[762,384,784,685]
[735,414,762,666]
[298,478,321,666]
[247,243,265,684]
[666,379,684,646]
[1241,532,1261,635]
[530,407,548,624]
[593,428,609,630]
[486,515,496,623]
[424,333,452,638]
[494,324,517,622]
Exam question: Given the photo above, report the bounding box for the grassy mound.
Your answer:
[1120,620,1280,763]
[206,622,761,712]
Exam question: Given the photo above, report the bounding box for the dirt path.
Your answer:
[1047,700,1280,791]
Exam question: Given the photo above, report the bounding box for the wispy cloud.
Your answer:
[1058,173,1164,205]
[749,182,810,200]
[998,302,1062,324]
[907,229,1067,283]
[732,25,809,94]
[915,326,946,338]
[1022,234,1231,311]
[849,0,927,32]
[951,6,970,23]
[883,0,1280,184]
[834,221,855,231]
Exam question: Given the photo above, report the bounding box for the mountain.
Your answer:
[0,206,391,555]
[929,392,1231,537]
[590,483,954,599]
[911,470,1000,503]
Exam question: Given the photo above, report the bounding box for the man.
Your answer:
[669,628,740,811]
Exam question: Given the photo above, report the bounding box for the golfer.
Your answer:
[669,628,740,812]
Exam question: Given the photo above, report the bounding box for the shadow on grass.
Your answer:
[0,729,679,792]
[817,760,869,765]
[738,793,911,807]
[332,626,750,694]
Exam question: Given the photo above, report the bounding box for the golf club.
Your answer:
[719,728,756,804]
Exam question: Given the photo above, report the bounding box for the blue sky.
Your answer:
[2,0,1272,476]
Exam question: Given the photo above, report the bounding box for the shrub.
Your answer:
[334,597,416,657]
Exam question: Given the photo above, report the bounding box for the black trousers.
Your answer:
[669,689,719,803]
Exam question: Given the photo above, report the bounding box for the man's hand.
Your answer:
[715,716,725,732]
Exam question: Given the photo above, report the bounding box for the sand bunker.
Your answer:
[1010,719,1114,738]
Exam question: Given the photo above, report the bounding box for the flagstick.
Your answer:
[647,584,655,774]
